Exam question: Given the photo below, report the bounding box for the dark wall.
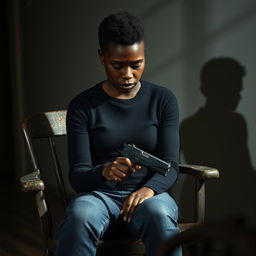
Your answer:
[9,0,256,225]
[1,0,14,177]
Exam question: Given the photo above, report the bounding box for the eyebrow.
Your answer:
[110,59,143,64]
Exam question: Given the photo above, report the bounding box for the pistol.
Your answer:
[106,144,171,188]
[122,144,171,176]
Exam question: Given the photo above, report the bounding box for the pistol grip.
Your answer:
[106,180,118,189]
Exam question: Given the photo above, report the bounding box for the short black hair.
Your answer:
[98,11,145,51]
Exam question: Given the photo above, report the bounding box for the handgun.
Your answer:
[106,144,171,188]
[122,144,171,176]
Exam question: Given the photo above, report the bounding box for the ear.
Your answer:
[98,49,104,65]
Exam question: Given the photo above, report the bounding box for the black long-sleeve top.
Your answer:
[67,80,179,194]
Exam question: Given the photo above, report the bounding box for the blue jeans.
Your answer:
[56,188,181,256]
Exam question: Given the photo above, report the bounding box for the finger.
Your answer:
[113,162,132,175]
[129,164,141,173]
[110,168,128,181]
[120,195,134,221]
[112,161,130,174]
[134,165,142,171]
[116,157,134,170]
[127,196,144,222]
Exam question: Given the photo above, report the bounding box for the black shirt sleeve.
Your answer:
[66,98,106,192]
[143,89,179,194]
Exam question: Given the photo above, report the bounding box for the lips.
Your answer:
[121,83,134,87]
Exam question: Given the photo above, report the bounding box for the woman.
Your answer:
[57,11,181,256]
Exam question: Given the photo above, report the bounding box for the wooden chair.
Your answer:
[19,110,219,256]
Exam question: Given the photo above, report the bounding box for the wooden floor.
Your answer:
[0,176,44,256]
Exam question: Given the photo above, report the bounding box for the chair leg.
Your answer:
[44,249,49,256]
[44,248,55,256]
[195,178,205,225]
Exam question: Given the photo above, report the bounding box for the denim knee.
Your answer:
[60,195,110,240]
[127,193,180,256]
[57,192,120,256]
[134,193,178,227]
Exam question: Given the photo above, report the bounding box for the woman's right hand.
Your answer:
[102,157,141,182]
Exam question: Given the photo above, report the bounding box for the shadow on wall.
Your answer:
[180,57,256,225]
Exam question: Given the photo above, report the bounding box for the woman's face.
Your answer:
[98,41,145,94]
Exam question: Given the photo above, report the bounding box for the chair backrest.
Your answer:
[21,110,68,209]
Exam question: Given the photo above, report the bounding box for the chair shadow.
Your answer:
[179,57,256,225]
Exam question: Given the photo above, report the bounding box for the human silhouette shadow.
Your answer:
[179,57,256,225]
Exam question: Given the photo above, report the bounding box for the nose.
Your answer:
[122,66,133,80]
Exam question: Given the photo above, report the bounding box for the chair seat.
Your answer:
[97,237,145,256]
[47,233,145,256]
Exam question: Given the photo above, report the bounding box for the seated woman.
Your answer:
[57,11,181,256]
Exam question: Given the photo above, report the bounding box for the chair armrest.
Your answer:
[179,164,220,180]
[20,169,45,192]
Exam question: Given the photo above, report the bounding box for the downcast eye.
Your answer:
[131,64,141,70]
[112,64,123,70]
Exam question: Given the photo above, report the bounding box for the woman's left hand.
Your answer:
[120,187,155,222]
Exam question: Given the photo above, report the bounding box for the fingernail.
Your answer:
[128,218,131,222]
[123,216,127,221]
